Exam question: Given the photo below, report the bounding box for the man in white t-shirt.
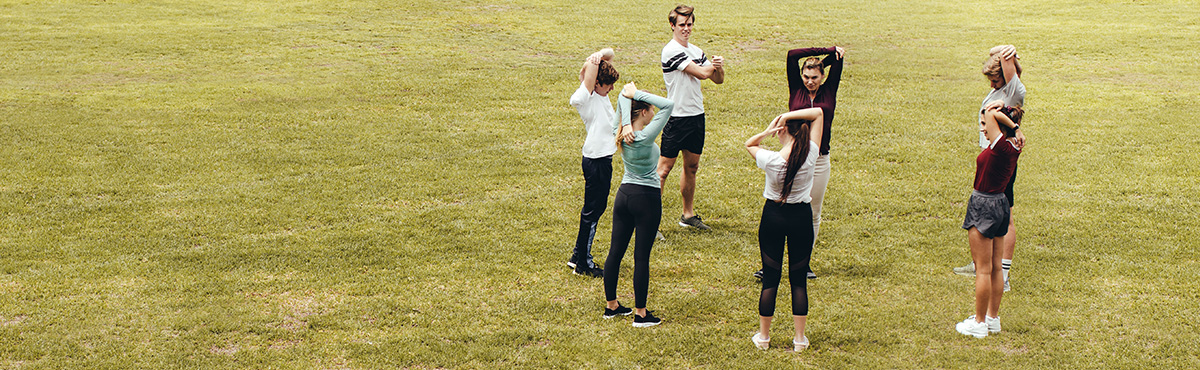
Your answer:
[567,48,619,278]
[657,4,725,231]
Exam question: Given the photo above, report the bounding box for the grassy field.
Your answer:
[2,0,1198,368]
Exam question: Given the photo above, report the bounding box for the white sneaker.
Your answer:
[987,316,1001,333]
[752,332,770,350]
[955,317,988,338]
[1003,279,1010,292]
[656,231,666,241]
[953,262,976,277]
[968,315,1002,333]
[793,336,809,352]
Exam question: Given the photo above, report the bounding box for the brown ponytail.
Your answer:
[778,118,812,203]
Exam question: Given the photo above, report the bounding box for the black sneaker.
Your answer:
[807,271,817,279]
[632,310,662,327]
[573,266,603,278]
[678,215,711,230]
[566,255,578,269]
[752,269,763,280]
[603,305,633,319]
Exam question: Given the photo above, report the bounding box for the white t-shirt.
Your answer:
[755,141,820,203]
[569,82,618,158]
[661,39,709,117]
[978,74,1026,148]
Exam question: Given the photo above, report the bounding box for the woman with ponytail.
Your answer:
[744,107,824,352]
[603,82,673,328]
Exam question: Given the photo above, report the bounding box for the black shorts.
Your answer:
[660,114,705,158]
[962,190,1011,238]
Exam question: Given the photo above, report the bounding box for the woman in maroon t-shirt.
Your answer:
[956,106,1024,338]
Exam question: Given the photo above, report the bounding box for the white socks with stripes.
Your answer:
[1001,259,1012,282]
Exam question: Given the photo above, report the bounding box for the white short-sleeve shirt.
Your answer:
[661,39,709,117]
[569,82,618,158]
[755,141,820,203]
[978,74,1026,148]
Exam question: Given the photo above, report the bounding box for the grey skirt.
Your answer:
[962,190,1011,238]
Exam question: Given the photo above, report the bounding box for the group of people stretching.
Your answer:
[567,4,1027,350]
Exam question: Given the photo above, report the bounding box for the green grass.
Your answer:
[2,0,1198,368]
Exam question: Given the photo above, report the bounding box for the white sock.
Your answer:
[1001,259,1012,281]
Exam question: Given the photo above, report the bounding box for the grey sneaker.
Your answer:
[953,262,976,277]
[679,215,711,230]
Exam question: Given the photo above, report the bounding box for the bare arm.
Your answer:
[578,48,614,93]
[775,108,825,145]
[681,55,725,83]
[981,109,1011,145]
[989,45,1020,84]
[709,56,725,84]
[745,125,785,158]
[681,62,717,80]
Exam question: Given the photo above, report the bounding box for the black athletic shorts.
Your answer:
[660,114,705,158]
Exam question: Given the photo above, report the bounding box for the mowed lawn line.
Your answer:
[2,0,1199,368]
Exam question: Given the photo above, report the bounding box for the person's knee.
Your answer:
[760,269,782,288]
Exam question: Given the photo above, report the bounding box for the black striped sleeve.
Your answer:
[662,52,688,73]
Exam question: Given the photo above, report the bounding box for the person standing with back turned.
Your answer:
[603,82,674,328]
[658,4,725,232]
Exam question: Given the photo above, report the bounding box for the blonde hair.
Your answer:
[802,57,825,74]
[981,54,1003,78]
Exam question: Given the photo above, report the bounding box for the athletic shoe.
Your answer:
[752,332,770,350]
[753,269,763,280]
[793,336,809,352]
[566,255,578,269]
[632,311,662,327]
[807,271,817,279]
[603,305,633,319]
[966,315,1001,333]
[678,215,711,230]
[573,266,603,278]
[656,231,666,241]
[953,262,976,277]
[955,317,988,338]
[1004,279,1011,292]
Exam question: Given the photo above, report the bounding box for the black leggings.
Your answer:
[758,200,814,317]
[604,183,661,309]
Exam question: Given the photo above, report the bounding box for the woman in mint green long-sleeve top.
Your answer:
[602,82,673,328]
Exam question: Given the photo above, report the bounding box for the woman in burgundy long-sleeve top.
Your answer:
[787,46,844,156]
[754,46,845,281]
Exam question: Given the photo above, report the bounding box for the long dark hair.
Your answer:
[778,118,812,203]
